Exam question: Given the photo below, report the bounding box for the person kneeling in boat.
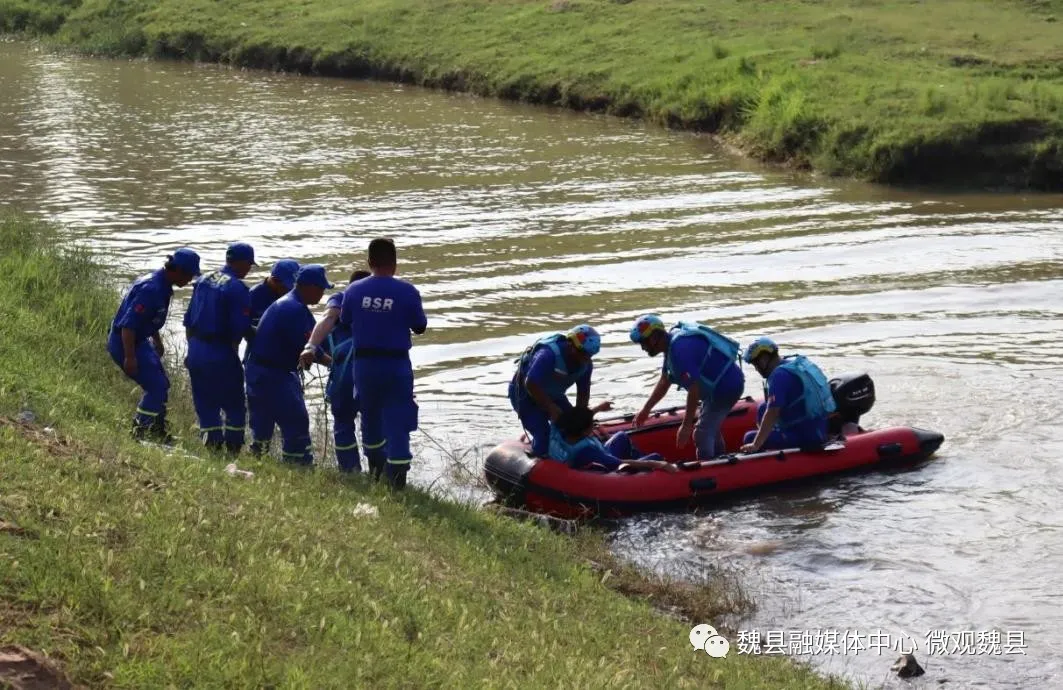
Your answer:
[509,325,612,457]
[739,337,837,453]
[550,407,677,473]
[629,314,745,460]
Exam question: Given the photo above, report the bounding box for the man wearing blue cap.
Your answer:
[337,239,427,489]
[245,259,300,361]
[245,264,333,465]
[108,248,201,443]
[182,242,256,453]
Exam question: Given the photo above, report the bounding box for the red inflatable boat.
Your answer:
[484,373,945,519]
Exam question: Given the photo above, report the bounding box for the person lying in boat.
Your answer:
[739,337,837,453]
[508,325,613,457]
[549,407,678,473]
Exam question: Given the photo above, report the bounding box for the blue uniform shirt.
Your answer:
[325,291,352,348]
[664,335,744,399]
[111,269,172,343]
[338,276,427,352]
[183,265,251,343]
[246,292,316,371]
[526,346,592,400]
[766,366,828,444]
[248,281,282,328]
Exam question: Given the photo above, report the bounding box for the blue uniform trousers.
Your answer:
[327,341,361,472]
[693,386,743,460]
[246,363,312,464]
[108,332,169,430]
[354,358,417,481]
[508,378,573,457]
[185,339,245,448]
[741,402,828,450]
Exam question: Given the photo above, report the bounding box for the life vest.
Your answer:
[773,355,838,430]
[548,425,604,465]
[514,333,589,400]
[664,321,741,400]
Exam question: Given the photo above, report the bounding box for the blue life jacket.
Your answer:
[515,333,589,401]
[773,355,837,431]
[548,425,604,465]
[664,321,741,399]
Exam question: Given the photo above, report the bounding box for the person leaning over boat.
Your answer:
[508,325,612,458]
[245,258,300,361]
[245,265,333,464]
[107,248,201,444]
[182,242,256,454]
[299,269,372,473]
[550,406,677,473]
[629,314,745,460]
[337,239,427,490]
[739,337,837,453]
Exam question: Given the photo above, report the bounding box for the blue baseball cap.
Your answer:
[296,264,334,290]
[226,242,257,265]
[270,259,300,291]
[168,248,201,276]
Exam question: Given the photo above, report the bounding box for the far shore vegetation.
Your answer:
[2,0,1062,190]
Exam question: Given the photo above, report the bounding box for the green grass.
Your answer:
[2,0,1063,189]
[0,213,847,687]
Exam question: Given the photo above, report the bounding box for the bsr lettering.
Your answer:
[362,296,394,311]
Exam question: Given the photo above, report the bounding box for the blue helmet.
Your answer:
[743,336,778,364]
[567,324,601,357]
[629,314,666,343]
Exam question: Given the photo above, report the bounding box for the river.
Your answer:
[2,40,1062,689]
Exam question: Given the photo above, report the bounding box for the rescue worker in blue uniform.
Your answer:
[245,259,300,361]
[629,314,745,460]
[108,248,201,443]
[549,406,677,474]
[182,242,256,453]
[300,269,372,473]
[337,239,427,489]
[508,325,611,458]
[245,265,333,464]
[739,337,837,453]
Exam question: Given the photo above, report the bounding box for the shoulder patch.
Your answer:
[134,303,145,313]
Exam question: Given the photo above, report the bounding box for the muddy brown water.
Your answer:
[2,41,1062,689]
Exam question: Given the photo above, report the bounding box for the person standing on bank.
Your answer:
[108,248,201,443]
[299,269,372,473]
[182,242,256,454]
[245,265,333,464]
[338,239,427,489]
[628,314,745,460]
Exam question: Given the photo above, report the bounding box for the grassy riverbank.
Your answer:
[0,215,844,686]
[3,0,1063,190]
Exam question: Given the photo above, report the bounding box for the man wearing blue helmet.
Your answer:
[629,314,745,460]
[509,324,612,458]
[245,259,300,362]
[739,337,837,453]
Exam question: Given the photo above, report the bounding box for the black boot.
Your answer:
[149,414,175,446]
[225,441,243,457]
[385,466,408,491]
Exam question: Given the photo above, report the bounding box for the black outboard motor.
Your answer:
[828,372,875,434]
